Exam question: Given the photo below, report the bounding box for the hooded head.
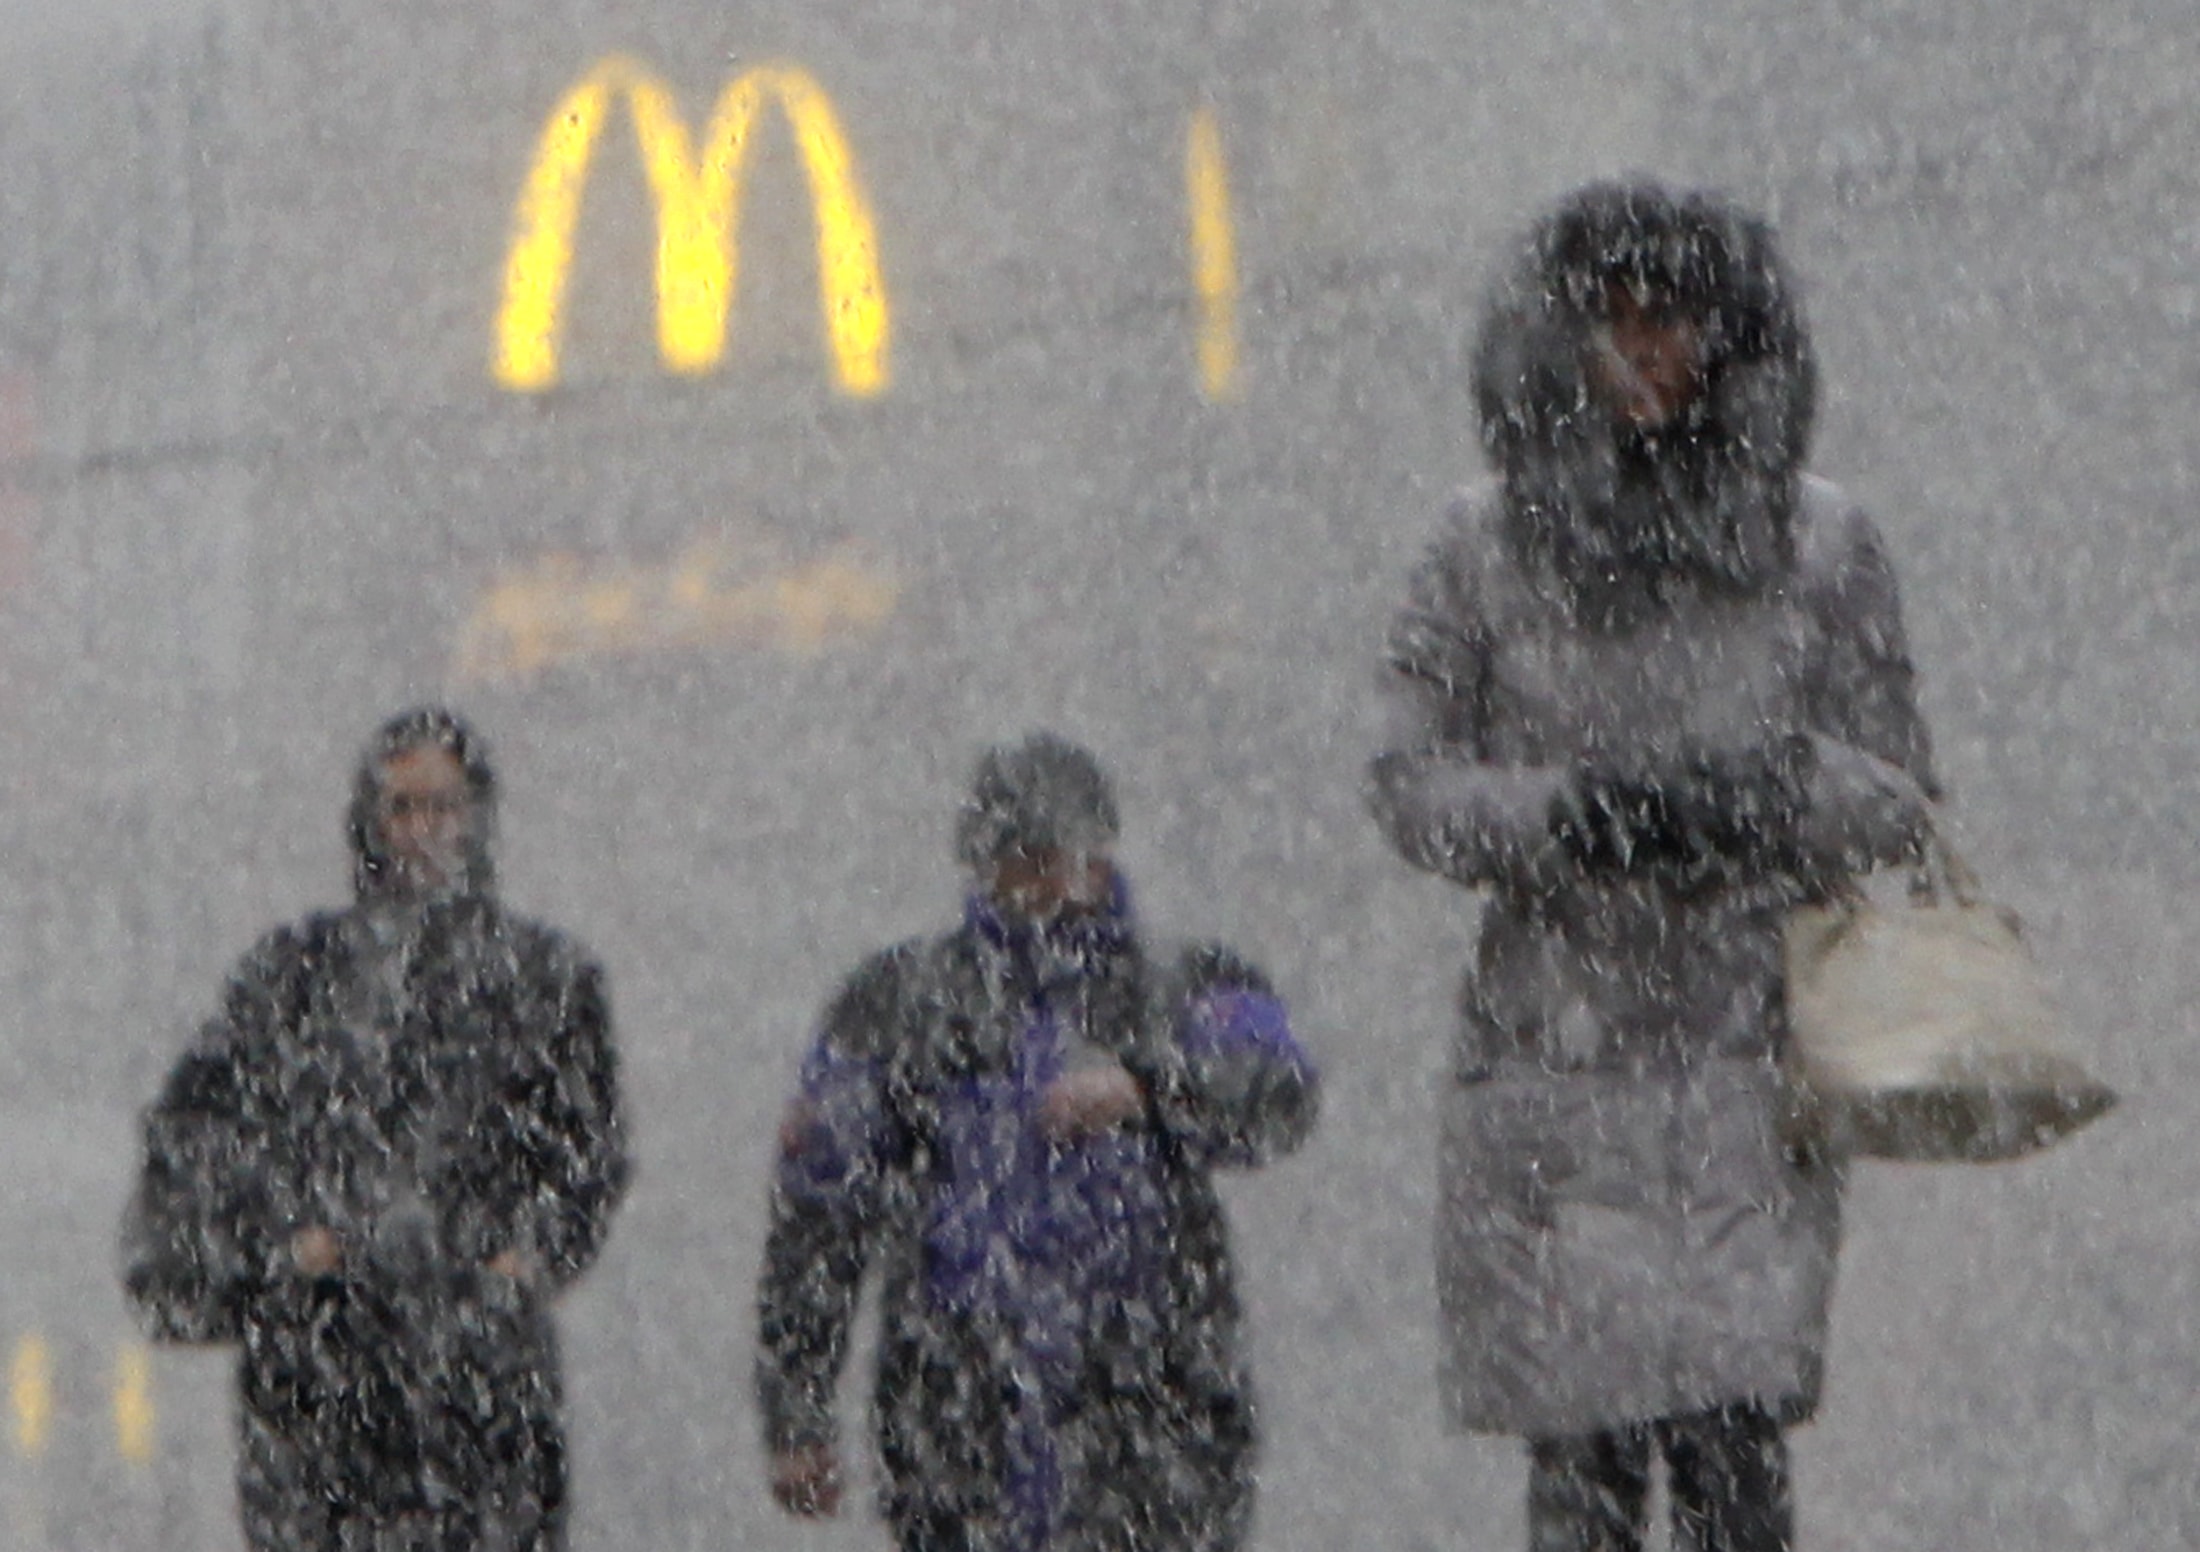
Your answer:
[1471,180,1816,613]
[956,733,1121,925]
[347,706,498,903]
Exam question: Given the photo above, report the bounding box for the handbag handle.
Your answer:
[1905,819,1985,909]
[1906,819,2035,941]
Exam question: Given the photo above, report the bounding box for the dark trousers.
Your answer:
[1526,1403,1791,1552]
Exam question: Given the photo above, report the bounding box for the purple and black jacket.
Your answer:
[757,885,1316,1552]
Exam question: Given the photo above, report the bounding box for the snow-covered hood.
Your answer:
[1470,180,1819,611]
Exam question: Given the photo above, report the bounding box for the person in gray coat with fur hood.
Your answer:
[1368,181,1940,1552]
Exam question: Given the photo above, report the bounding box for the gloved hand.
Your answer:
[1664,736,1816,859]
[1548,766,1690,872]
[1549,736,1816,875]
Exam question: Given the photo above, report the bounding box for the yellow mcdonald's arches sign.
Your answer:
[494,56,889,395]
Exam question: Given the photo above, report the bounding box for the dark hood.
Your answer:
[1471,181,1817,615]
[955,732,1120,871]
[346,705,498,902]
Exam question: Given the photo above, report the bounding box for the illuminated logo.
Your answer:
[1185,107,1242,402]
[494,57,889,395]
[453,533,900,684]
[0,1336,156,1463]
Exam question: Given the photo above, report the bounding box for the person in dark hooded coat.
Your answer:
[1368,183,1940,1551]
[123,707,631,1552]
[758,733,1318,1552]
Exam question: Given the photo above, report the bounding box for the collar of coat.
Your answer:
[963,876,1137,995]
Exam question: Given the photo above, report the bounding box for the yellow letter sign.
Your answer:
[494,57,890,396]
[1186,106,1242,402]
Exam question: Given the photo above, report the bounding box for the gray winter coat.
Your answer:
[1369,186,1939,1437]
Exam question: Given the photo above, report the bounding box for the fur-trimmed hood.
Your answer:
[1471,181,1817,615]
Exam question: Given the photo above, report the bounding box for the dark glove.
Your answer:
[1549,766,1691,872]
[1550,737,1815,874]
[1664,736,1816,860]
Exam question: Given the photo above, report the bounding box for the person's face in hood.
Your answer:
[982,843,1117,928]
[373,744,476,901]
[1587,282,1705,432]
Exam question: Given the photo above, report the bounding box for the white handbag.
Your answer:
[1783,837,2116,1162]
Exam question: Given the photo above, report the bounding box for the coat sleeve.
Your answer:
[120,936,292,1343]
[1791,496,1942,872]
[514,952,633,1290]
[1366,529,1576,893]
[1140,947,1319,1168]
[755,948,911,1454]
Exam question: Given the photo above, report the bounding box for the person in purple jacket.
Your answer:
[758,732,1318,1552]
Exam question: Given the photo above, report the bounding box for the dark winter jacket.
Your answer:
[1369,184,1939,1436]
[123,732,630,1550]
[757,887,1317,1552]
